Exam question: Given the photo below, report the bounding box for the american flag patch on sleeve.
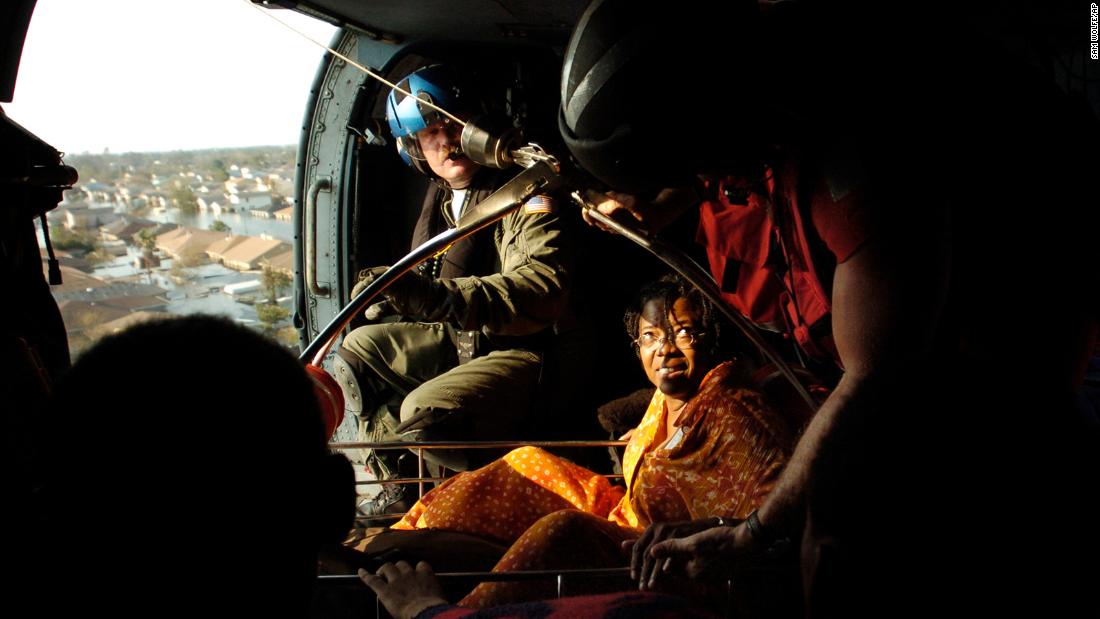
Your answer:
[523,194,554,215]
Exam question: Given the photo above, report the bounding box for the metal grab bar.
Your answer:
[305,176,332,297]
[318,567,630,584]
[340,438,631,515]
[301,160,562,366]
[322,568,635,617]
[331,439,628,450]
[572,194,819,414]
[356,474,623,486]
[300,156,815,416]
[320,568,745,618]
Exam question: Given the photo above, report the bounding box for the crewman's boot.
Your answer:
[332,348,387,465]
[332,348,368,425]
[356,449,411,518]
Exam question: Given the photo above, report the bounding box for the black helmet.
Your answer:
[559,0,761,194]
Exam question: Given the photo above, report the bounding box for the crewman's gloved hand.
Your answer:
[351,267,392,321]
[351,266,385,300]
[352,266,450,322]
[363,300,395,321]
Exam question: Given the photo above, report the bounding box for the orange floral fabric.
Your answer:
[391,361,797,607]
[393,445,626,543]
[609,362,796,529]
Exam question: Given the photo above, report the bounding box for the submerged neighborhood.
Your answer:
[46,146,300,355]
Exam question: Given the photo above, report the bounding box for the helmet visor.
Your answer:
[401,117,464,161]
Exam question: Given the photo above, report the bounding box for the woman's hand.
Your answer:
[358,561,448,619]
[623,517,742,591]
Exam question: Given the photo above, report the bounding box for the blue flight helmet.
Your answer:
[386,64,468,176]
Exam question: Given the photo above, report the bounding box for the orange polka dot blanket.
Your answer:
[391,361,796,606]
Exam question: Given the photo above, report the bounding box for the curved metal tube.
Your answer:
[317,567,631,584]
[305,176,333,297]
[300,154,814,412]
[329,439,627,450]
[574,194,819,413]
[300,160,561,365]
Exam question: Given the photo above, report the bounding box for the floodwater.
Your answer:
[89,247,288,325]
[146,209,294,243]
[87,201,297,321]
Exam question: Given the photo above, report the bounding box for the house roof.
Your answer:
[96,295,168,312]
[52,280,167,304]
[146,222,178,235]
[260,249,294,274]
[90,311,173,338]
[44,254,93,273]
[155,227,228,257]
[57,300,130,329]
[49,265,111,293]
[155,226,189,247]
[205,235,248,258]
[102,216,156,238]
[221,237,289,265]
[270,178,294,193]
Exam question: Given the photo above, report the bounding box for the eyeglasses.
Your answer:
[633,328,705,353]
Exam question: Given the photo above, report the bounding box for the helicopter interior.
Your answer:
[3,1,1099,617]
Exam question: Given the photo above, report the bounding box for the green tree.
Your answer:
[261,266,291,303]
[168,260,192,282]
[50,226,98,253]
[135,228,158,282]
[246,151,271,169]
[256,303,290,333]
[169,179,198,215]
[85,247,114,266]
[136,228,158,251]
[210,158,230,182]
[178,248,206,268]
[210,220,231,233]
[269,192,287,210]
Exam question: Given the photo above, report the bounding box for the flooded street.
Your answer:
[146,209,294,243]
[44,158,300,354]
[89,248,273,324]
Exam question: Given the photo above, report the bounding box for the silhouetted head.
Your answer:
[559,0,765,195]
[40,315,354,616]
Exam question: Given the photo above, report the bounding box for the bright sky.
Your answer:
[5,0,337,154]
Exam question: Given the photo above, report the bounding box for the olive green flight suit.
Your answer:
[338,176,584,473]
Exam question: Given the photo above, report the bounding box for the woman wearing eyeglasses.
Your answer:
[381,275,801,609]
